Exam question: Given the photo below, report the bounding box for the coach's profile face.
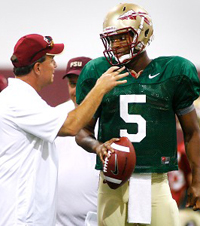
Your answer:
[35,55,57,88]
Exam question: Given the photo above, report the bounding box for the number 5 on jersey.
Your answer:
[120,94,146,142]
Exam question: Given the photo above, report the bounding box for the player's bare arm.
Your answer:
[75,117,98,153]
[178,109,200,210]
[58,66,128,137]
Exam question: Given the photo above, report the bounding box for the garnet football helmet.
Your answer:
[100,3,153,65]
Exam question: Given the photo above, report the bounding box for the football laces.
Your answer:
[103,150,112,173]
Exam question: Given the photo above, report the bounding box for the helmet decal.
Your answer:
[118,10,151,25]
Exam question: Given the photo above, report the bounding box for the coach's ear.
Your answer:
[33,62,42,76]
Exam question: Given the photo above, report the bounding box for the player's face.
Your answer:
[108,32,133,58]
[67,74,78,104]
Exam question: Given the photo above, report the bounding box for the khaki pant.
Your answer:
[98,172,180,226]
[179,208,200,226]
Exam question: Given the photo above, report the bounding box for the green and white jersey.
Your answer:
[76,56,200,173]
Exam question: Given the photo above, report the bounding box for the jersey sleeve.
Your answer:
[173,57,200,111]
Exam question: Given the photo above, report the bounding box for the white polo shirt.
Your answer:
[0,78,68,226]
[55,100,99,226]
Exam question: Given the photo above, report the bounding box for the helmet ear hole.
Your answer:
[123,6,126,11]
[145,29,149,37]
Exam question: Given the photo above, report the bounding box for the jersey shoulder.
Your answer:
[153,56,197,77]
[154,56,200,109]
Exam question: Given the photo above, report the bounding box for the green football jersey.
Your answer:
[76,56,200,173]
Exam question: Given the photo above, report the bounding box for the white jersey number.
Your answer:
[120,94,146,142]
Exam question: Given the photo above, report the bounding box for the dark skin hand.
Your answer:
[95,138,119,163]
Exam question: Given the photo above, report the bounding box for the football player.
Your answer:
[75,3,200,226]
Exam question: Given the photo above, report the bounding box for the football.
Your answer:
[103,136,136,189]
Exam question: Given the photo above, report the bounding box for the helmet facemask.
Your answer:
[101,26,145,66]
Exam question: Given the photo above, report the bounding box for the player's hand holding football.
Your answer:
[95,66,128,94]
[95,138,119,163]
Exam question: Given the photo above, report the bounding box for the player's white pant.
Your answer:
[98,172,180,226]
[179,208,200,226]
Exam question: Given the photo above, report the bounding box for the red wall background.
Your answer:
[0,68,69,107]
